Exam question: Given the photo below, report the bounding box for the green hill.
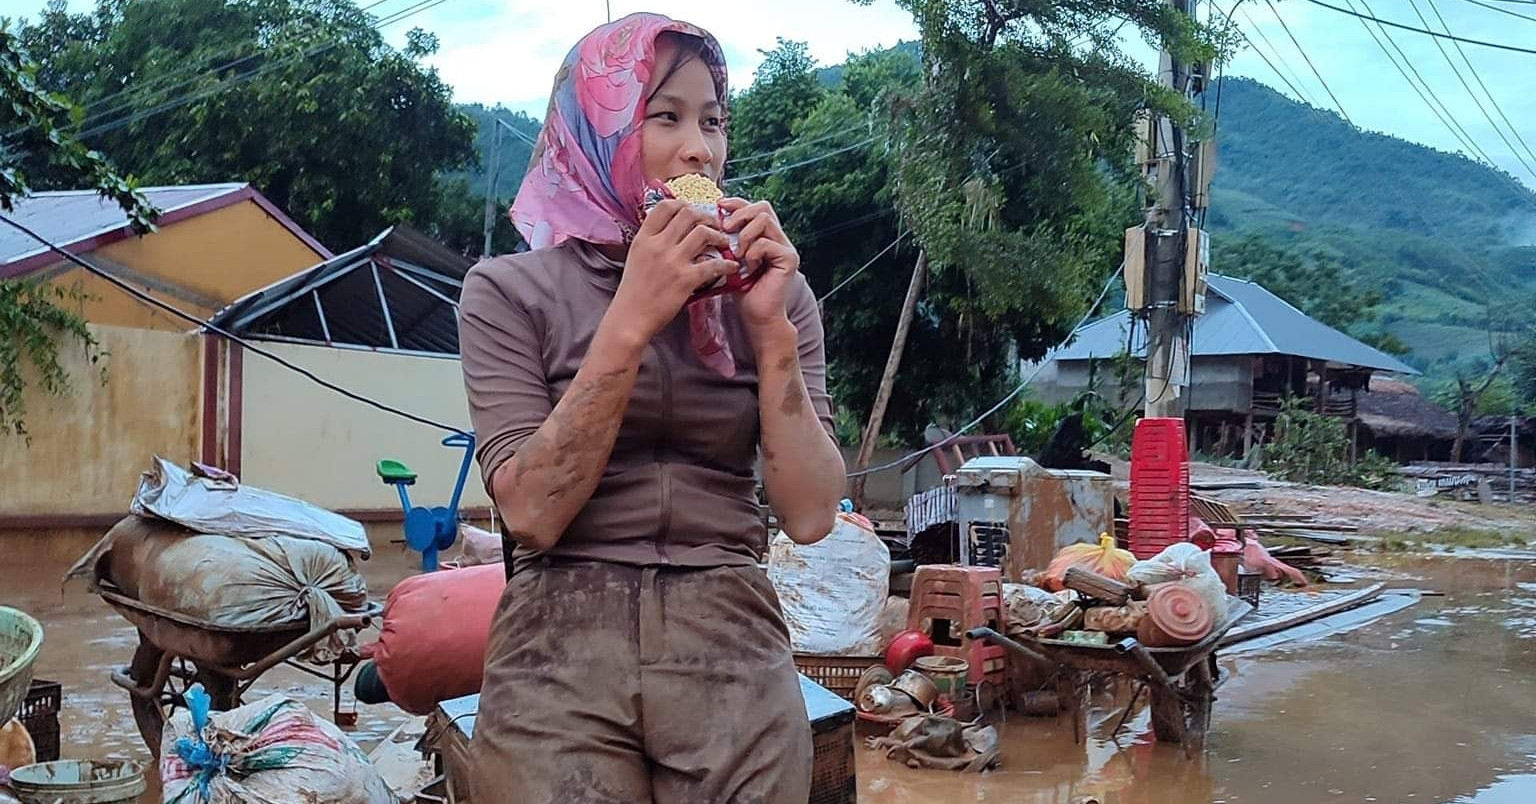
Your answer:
[1207,77,1536,373]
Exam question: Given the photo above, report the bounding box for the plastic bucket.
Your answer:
[7,759,147,804]
[912,656,969,699]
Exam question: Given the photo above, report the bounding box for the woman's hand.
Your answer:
[610,199,738,342]
[721,198,800,338]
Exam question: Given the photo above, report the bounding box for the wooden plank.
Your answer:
[1219,584,1386,648]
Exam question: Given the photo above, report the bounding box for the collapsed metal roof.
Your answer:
[1046,274,1420,376]
[208,226,473,356]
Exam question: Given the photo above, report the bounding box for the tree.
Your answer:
[1,24,155,437]
[16,0,476,250]
[1513,335,1536,414]
[729,1,1226,454]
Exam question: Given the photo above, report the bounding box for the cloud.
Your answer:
[389,0,920,113]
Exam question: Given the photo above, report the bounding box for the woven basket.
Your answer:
[0,606,45,726]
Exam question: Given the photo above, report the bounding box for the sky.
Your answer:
[3,0,1534,189]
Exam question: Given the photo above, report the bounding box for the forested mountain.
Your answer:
[1207,77,1536,372]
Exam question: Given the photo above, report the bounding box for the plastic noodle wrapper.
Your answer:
[641,174,763,301]
[1043,533,1135,592]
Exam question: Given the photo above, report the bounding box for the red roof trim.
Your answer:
[0,184,331,279]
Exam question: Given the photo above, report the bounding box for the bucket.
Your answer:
[912,656,968,699]
[7,759,146,804]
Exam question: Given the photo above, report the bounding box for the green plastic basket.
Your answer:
[0,606,45,726]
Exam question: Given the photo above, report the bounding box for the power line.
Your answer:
[1406,0,1536,182]
[1427,0,1536,170]
[1457,0,1536,21]
[74,0,407,129]
[846,261,1125,479]
[1349,0,1501,168]
[1262,0,1354,124]
[817,231,906,306]
[0,213,469,437]
[61,0,457,142]
[728,125,869,166]
[1303,0,1536,54]
[724,137,879,185]
[1235,7,1321,106]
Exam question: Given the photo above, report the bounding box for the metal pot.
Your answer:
[889,669,940,710]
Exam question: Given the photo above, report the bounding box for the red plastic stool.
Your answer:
[907,565,1006,687]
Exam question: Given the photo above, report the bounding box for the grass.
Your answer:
[1370,526,1532,553]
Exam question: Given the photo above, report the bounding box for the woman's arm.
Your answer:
[724,197,846,544]
[466,202,736,551]
[752,315,846,544]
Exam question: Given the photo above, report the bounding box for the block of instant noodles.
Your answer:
[641,174,764,300]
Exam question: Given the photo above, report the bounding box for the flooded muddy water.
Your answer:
[5,531,1536,804]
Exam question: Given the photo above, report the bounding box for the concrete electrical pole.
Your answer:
[1138,0,1209,419]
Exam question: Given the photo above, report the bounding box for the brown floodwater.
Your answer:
[5,530,1536,804]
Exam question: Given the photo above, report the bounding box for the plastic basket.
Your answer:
[20,680,62,763]
[809,723,857,804]
[0,606,45,726]
[793,654,885,701]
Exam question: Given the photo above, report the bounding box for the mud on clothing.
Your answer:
[469,561,812,803]
[456,241,836,802]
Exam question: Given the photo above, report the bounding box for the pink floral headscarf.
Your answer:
[511,13,737,377]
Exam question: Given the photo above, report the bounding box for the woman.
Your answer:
[457,13,846,804]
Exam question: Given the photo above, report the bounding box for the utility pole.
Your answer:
[1138,0,1208,419]
[482,118,504,257]
[849,251,928,510]
[1513,415,1520,501]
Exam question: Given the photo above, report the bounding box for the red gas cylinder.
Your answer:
[1129,417,1191,560]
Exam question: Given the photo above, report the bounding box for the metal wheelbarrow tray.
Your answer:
[92,580,380,757]
[970,597,1253,755]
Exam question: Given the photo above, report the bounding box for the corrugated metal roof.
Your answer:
[208,226,472,355]
[0,183,247,265]
[1048,274,1419,375]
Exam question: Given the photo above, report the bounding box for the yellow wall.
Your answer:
[238,342,490,513]
[40,199,327,332]
[0,325,202,515]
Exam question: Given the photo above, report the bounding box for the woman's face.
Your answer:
[640,38,728,184]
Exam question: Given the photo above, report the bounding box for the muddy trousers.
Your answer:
[469,560,813,804]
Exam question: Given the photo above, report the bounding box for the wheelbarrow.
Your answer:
[968,596,1252,756]
[97,581,381,757]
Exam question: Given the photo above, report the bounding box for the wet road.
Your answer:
[5,531,1535,803]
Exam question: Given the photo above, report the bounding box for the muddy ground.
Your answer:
[5,527,1536,803]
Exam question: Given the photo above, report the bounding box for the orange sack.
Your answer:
[1044,533,1135,592]
[367,563,505,715]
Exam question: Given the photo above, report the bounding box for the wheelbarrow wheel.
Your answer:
[126,638,239,758]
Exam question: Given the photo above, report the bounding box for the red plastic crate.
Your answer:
[1129,417,1191,559]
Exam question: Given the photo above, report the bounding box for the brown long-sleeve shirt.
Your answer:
[458,240,836,568]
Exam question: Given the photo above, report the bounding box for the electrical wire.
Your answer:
[817,231,907,306]
[56,0,458,142]
[1425,0,1536,171]
[1261,0,1355,124]
[728,124,870,166]
[846,261,1126,479]
[1347,0,1500,168]
[1405,0,1536,182]
[1458,0,1536,21]
[1302,0,1536,53]
[724,137,879,185]
[74,0,407,130]
[1236,7,1321,106]
[0,213,469,437]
